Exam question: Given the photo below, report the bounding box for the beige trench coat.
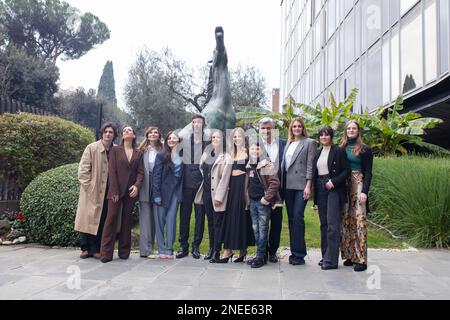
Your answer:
[74,140,110,235]
[194,153,232,212]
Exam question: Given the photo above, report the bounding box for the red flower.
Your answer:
[17,211,24,221]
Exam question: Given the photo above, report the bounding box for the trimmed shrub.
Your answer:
[370,157,450,248]
[20,163,140,247]
[0,112,95,190]
[20,163,80,246]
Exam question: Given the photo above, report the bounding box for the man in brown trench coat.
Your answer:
[74,123,117,259]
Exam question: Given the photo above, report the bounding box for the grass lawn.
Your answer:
[132,203,406,254]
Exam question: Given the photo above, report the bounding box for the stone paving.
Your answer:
[0,245,449,300]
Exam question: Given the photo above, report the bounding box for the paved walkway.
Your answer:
[0,245,449,300]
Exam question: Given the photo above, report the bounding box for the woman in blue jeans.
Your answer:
[281,118,317,266]
[152,131,184,259]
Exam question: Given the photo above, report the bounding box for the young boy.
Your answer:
[246,142,282,268]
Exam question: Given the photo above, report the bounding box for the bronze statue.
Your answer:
[201,26,236,131]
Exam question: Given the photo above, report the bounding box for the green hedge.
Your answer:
[20,163,140,247]
[0,112,95,190]
[370,157,450,248]
[20,163,81,247]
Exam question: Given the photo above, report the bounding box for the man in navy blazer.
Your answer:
[258,118,287,263]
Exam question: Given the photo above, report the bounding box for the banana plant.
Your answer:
[363,96,444,156]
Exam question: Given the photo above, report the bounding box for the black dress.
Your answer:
[222,160,248,250]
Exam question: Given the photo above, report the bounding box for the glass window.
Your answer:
[362,0,382,51]
[345,65,355,99]
[401,6,423,94]
[327,0,337,40]
[439,0,449,74]
[355,3,362,57]
[390,0,400,26]
[382,0,390,33]
[425,0,437,83]
[354,60,361,112]
[382,37,390,104]
[391,26,400,99]
[400,0,419,16]
[367,41,382,110]
[314,15,320,57]
[361,54,367,111]
[344,12,355,69]
[327,37,336,86]
[344,0,354,16]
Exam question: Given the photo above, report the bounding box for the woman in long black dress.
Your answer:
[219,127,249,263]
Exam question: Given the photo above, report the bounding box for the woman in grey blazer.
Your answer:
[281,118,317,265]
[138,127,163,258]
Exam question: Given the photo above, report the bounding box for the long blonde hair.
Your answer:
[228,127,248,160]
[340,120,364,156]
[288,118,309,142]
[138,127,163,152]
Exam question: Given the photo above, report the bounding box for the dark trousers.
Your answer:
[80,197,108,254]
[267,206,283,256]
[285,189,308,262]
[100,195,137,260]
[203,192,217,251]
[179,187,205,252]
[316,179,342,267]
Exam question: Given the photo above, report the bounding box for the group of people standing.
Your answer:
[74,114,373,272]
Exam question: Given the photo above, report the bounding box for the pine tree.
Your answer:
[97,61,117,105]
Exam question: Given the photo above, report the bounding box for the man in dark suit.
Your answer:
[258,118,286,263]
[177,115,211,259]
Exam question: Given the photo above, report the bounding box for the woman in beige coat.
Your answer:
[195,130,232,262]
[74,123,117,259]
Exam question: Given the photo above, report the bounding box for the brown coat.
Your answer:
[74,140,110,235]
[194,153,233,212]
[107,145,145,199]
[246,159,282,209]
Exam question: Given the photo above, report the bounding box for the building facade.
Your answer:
[280,0,450,146]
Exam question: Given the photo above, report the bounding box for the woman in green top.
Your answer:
[340,120,373,272]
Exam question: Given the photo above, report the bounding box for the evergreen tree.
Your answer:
[97,60,117,105]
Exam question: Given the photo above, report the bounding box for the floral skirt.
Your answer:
[340,172,368,264]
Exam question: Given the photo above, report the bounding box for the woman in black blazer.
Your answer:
[340,120,374,272]
[312,126,351,270]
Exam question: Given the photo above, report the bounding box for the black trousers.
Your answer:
[285,189,308,262]
[179,187,205,252]
[267,206,283,256]
[202,192,215,250]
[316,178,342,267]
[80,196,108,254]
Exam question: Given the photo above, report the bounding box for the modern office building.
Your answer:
[280,0,450,147]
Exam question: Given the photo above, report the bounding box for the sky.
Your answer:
[58,0,282,110]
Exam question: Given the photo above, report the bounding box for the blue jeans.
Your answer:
[285,189,308,261]
[154,195,179,255]
[249,199,271,260]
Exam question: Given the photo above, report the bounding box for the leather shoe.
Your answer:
[204,248,214,260]
[119,255,129,260]
[321,264,338,270]
[268,254,278,263]
[93,252,101,260]
[80,250,91,259]
[251,258,265,269]
[291,259,306,266]
[192,247,201,259]
[176,250,189,259]
[100,257,112,263]
[354,263,367,272]
[318,259,323,267]
[343,259,354,267]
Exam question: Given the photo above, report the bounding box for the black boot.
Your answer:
[192,246,201,259]
[209,251,221,263]
[204,248,214,260]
